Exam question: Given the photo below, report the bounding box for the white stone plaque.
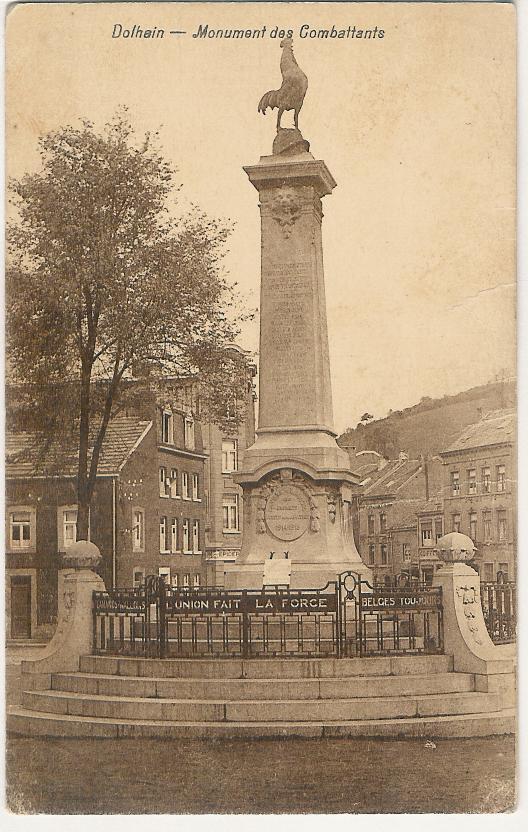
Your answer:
[262,558,292,587]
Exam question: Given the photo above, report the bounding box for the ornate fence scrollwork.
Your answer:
[93,572,444,659]
[480,580,516,644]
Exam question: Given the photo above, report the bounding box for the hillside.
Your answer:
[337,379,515,459]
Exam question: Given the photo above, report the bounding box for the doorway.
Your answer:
[10,575,32,638]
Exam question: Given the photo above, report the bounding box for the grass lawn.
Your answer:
[6,734,515,814]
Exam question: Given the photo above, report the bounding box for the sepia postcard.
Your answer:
[3,0,517,818]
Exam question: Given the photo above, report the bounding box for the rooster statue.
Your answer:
[258,38,308,131]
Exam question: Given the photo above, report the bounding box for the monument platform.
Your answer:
[8,653,514,739]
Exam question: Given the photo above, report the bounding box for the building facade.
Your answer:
[439,410,516,581]
[6,363,258,636]
[202,356,257,586]
[5,403,209,639]
[357,454,443,583]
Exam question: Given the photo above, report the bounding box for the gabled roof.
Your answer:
[360,458,422,498]
[442,409,515,455]
[6,417,152,478]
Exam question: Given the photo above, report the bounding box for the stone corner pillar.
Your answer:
[21,541,105,689]
[433,561,515,706]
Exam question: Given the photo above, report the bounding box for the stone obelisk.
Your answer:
[225,41,370,590]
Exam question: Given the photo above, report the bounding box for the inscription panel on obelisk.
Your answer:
[259,260,316,429]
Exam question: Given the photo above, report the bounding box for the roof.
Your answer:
[6,416,152,478]
[360,458,423,498]
[442,409,515,455]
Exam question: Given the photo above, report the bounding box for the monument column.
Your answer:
[225,44,370,590]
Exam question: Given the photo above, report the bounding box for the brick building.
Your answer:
[6,400,208,639]
[202,364,257,586]
[356,453,443,583]
[6,361,258,636]
[439,409,516,581]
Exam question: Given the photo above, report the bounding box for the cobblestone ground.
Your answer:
[6,734,515,814]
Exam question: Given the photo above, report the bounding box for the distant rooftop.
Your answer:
[442,409,515,455]
[6,416,152,478]
[360,457,423,498]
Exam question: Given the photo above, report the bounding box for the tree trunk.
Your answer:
[77,355,92,541]
[77,500,90,541]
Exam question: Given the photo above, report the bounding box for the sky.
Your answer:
[5,1,516,433]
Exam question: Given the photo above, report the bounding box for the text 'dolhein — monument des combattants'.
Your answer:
[225,39,371,590]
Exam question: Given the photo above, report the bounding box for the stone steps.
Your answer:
[51,670,475,700]
[78,654,454,679]
[7,707,516,739]
[9,652,514,738]
[21,688,500,722]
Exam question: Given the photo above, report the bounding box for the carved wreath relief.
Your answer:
[270,186,302,238]
[256,472,320,541]
[456,583,484,646]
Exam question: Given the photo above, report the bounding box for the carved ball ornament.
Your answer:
[62,540,102,570]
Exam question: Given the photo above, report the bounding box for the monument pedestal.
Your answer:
[226,131,370,590]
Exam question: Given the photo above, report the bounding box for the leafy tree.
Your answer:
[6,113,251,539]
[359,412,374,425]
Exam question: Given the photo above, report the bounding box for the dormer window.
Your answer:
[162,410,174,445]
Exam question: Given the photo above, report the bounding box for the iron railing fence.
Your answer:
[93,572,444,659]
[480,580,516,644]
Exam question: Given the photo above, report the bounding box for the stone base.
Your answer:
[224,559,368,591]
[225,467,371,591]
[236,427,358,485]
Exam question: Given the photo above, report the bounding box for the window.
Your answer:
[482,467,491,493]
[483,511,492,542]
[182,520,191,553]
[158,567,171,585]
[368,544,375,564]
[469,512,477,541]
[498,511,507,541]
[184,417,195,450]
[498,563,509,580]
[380,544,388,565]
[482,562,494,582]
[58,505,86,551]
[451,471,460,496]
[161,410,173,444]
[171,574,179,588]
[367,515,375,535]
[467,469,477,495]
[434,518,443,541]
[452,514,461,533]
[171,518,178,553]
[159,516,170,553]
[159,467,170,498]
[222,439,238,473]
[223,495,240,532]
[170,469,179,499]
[193,574,201,589]
[421,521,433,547]
[379,513,387,533]
[192,473,200,501]
[402,543,411,562]
[192,519,201,553]
[63,509,78,548]
[9,509,34,550]
[132,509,144,552]
[182,471,190,500]
[183,573,190,590]
[132,569,145,588]
[497,465,506,492]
